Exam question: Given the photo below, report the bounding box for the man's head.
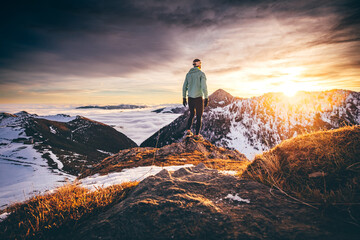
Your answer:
[193,59,201,68]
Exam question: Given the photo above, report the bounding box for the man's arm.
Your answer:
[201,73,208,98]
[182,74,188,98]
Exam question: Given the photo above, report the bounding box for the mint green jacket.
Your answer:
[182,67,208,99]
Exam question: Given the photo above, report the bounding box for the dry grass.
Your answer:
[0,181,139,239]
[242,125,360,212]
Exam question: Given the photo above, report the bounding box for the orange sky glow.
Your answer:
[0,1,359,105]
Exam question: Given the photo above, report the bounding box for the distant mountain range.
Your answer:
[76,103,187,114]
[151,106,186,114]
[140,88,360,159]
[76,104,147,109]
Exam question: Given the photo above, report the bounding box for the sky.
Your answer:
[0,0,359,105]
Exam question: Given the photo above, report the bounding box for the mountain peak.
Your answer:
[208,89,234,108]
[209,88,233,99]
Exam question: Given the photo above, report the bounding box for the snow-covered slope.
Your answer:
[1,111,138,175]
[0,112,76,209]
[0,111,138,209]
[141,89,360,159]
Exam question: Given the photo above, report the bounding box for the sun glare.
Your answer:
[278,81,298,97]
[283,88,298,97]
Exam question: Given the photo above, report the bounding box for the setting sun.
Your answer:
[283,88,298,97]
[278,81,298,97]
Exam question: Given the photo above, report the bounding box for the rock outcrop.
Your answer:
[78,136,249,179]
[72,163,350,240]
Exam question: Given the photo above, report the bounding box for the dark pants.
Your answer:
[186,96,204,135]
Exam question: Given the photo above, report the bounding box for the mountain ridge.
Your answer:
[140,88,360,159]
[0,111,138,175]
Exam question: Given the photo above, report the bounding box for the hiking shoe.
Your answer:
[193,134,204,141]
[185,129,193,137]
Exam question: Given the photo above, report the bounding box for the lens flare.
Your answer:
[278,81,298,97]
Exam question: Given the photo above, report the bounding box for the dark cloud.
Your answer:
[0,0,178,80]
[306,2,360,43]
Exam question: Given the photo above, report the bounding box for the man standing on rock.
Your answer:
[182,58,209,141]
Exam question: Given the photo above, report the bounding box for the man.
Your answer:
[182,58,209,141]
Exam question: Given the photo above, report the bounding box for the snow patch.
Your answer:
[96,149,114,155]
[219,170,238,175]
[35,114,76,122]
[0,211,10,222]
[47,150,63,169]
[225,193,250,203]
[80,164,194,190]
[49,126,57,134]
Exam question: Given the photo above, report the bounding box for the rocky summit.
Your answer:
[78,136,249,179]
[72,163,348,240]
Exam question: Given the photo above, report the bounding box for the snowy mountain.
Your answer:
[140,89,360,159]
[0,111,137,176]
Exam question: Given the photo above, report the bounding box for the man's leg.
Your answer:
[194,97,204,135]
[186,97,195,130]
